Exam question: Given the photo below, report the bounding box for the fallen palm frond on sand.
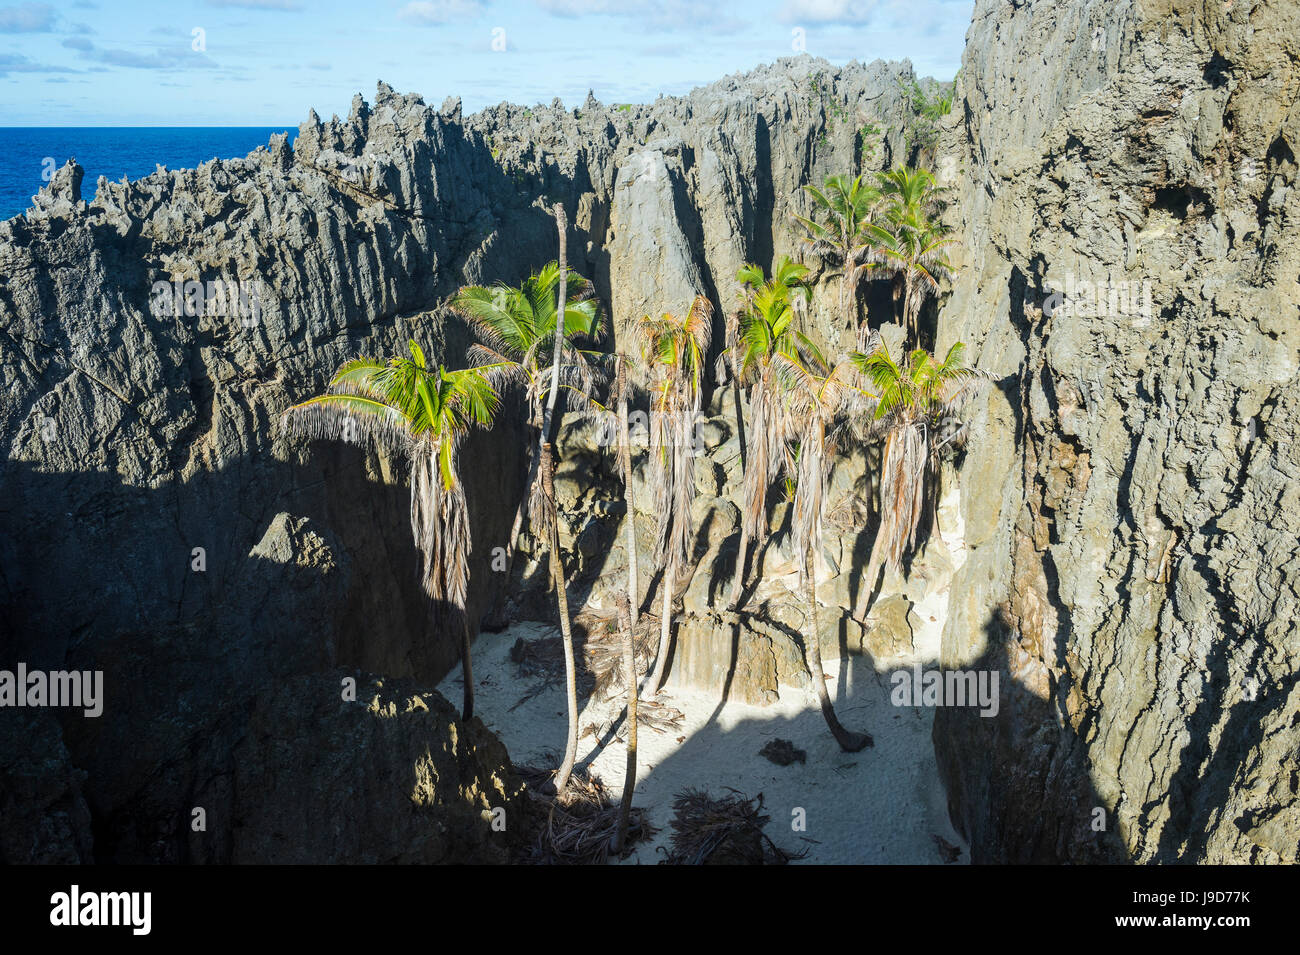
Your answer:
[515,763,656,864]
[621,698,684,736]
[661,787,805,865]
[579,697,685,744]
[582,613,659,700]
[508,633,595,710]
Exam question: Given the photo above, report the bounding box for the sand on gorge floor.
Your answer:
[444,623,966,864]
[439,497,970,865]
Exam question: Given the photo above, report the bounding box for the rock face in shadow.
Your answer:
[0,60,936,862]
[935,0,1300,863]
[227,675,524,864]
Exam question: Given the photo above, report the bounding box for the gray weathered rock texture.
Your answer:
[5,1,1295,865]
[0,58,936,862]
[935,0,1300,863]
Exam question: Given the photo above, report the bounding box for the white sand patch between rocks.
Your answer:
[440,488,970,865]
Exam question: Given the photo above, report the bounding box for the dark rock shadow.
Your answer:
[933,607,1129,863]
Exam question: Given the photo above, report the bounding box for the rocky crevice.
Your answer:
[0,58,943,862]
[4,3,1295,864]
[935,0,1300,864]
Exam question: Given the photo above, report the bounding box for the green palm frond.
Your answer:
[282,342,503,612]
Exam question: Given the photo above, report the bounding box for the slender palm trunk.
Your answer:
[541,441,579,795]
[725,356,750,612]
[646,564,674,694]
[460,614,475,721]
[617,358,640,624]
[540,203,568,457]
[804,542,872,752]
[612,592,638,852]
[542,203,579,796]
[844,261,863,351]
[727,523,751,611]
[903,273,919,346]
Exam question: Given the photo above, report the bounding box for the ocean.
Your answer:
[0,127,298,222]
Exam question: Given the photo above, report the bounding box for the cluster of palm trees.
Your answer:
[790,166,988,623]
[794,165,954,347]
[280,164,983,838]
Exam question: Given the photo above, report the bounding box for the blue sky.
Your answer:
[0,0,974,125]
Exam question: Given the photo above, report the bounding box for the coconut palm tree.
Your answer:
[850,341,983,623]
[456,206,603,795]
[611,591,638,853]
[725,257,812,612]
[792,174,883,350]
[282,339,503,720]
[451,260,603,557]
[541,202,583,795]
[612,350,641,625]
[635,294,713,694]
[772,341,874,752]
[868,167,955,347]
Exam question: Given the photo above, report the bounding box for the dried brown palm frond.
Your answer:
[740,369,788,543]
[524,769,657,865]
[661,788,804,865]
[770,346,872,589]
[621,698,684,737]
[508,633,595,710]
[634,297,712,693]
[824,491,867,533]
[582,695,685,742]
[583,616,656,700]
[872,420,928,575]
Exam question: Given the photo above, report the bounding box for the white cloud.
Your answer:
[0,2,56,32]
[207,0,302,9]
[398,0,486,24]
[779,0,876,24]
[536,0,743,33]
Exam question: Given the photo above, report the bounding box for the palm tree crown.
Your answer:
[868,168,956,346]
[282,339,502,606]
[851,341,982,621]
[793,174,883,348]
[452,261,603,426]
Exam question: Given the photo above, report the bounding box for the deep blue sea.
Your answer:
[0,127,298,221]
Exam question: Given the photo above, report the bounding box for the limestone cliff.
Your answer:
[3,0,1296,865]
[0,59,937,862]
[935,0,1300,863]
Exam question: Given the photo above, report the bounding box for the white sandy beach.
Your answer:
[440,492,970,865]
